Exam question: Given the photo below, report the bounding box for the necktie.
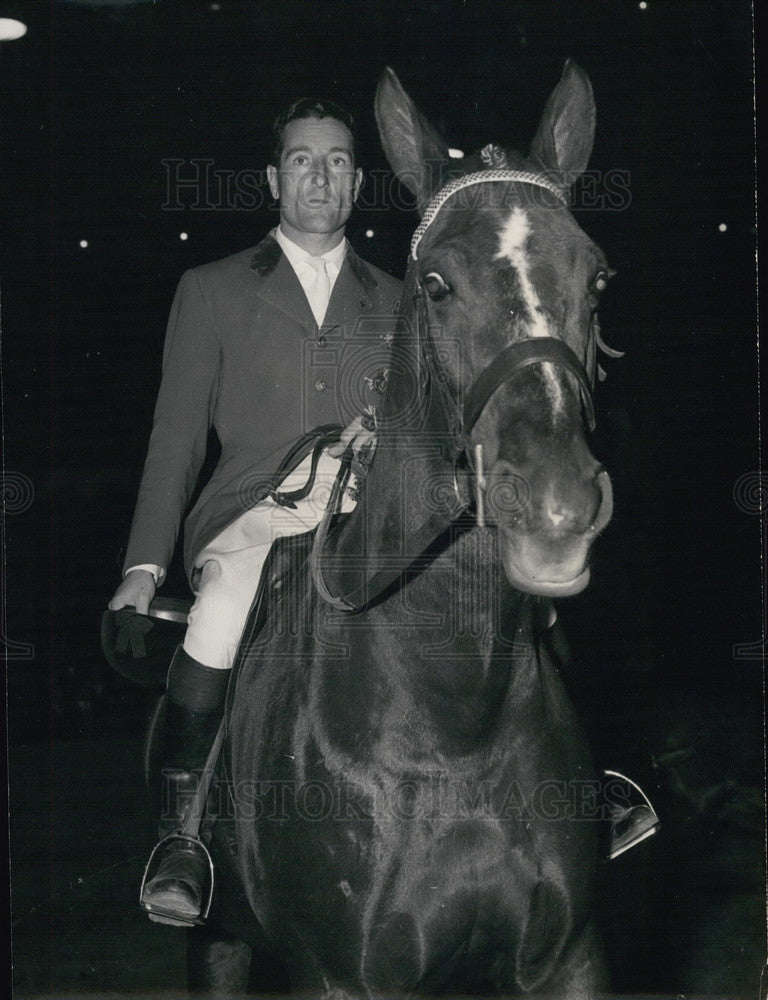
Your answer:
[306,257,331,327]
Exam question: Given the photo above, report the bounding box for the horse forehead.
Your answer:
[495,205,532,260]
[493,205,589,289]
[494,204,574,258]
[492,206,552,342]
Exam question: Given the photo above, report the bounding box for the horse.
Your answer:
[196,60,620,998]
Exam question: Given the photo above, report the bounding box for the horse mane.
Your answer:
[316,258,465,609]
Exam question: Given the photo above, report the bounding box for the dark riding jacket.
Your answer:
[122,233,402,580]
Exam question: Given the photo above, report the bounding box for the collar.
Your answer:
[250,233,282,275]
[274,227,347,273]
[250,231,379,292]
[345,243,378,290]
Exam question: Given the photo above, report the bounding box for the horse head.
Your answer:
[374,61,615,598]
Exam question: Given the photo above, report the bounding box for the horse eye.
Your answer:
[591,268,615,296]
[423,272,451,301]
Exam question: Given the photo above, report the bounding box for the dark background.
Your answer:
[2,0,764,996]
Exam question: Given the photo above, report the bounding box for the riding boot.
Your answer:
[140,646,230,927]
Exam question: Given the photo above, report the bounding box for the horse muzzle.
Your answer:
[492,469,613,597]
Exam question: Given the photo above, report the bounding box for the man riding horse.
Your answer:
[106,97,402,926]
[104,68,657,994]
[202,62,656,998]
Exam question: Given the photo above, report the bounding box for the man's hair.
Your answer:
[271,98,357,165]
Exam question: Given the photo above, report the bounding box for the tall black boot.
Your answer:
[140,646,230,927]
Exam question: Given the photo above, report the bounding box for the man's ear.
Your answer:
[353,166,363,202]
[267,164,280,201]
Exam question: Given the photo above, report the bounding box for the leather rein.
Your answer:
[310,171,603,613]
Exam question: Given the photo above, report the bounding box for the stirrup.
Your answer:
[603,769,661,860]
[139,831,215,927]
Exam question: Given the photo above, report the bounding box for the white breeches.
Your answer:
[183,451,354,670]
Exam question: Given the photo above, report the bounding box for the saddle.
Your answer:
[226,526,322,710]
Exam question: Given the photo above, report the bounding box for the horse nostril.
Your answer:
[545,505,568,529]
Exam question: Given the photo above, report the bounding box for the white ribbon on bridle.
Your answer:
[410,169,568,260]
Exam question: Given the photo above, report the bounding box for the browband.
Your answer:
[411,170,568,259]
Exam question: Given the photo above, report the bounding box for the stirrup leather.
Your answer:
[139,830,215,927]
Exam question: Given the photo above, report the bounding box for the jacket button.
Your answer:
[315,379,327,391]
[318,335,327,347]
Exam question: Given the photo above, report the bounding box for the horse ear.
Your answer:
[529,59,595,186]
[375,67,451,213]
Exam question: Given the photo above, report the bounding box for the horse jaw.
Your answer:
[496,470,613,598]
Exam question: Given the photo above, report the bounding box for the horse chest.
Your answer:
[242,680,594,991]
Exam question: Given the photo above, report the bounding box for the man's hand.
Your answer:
[108,568,156,615]
[327,413,377,467]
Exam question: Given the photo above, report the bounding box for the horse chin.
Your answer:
[494,470,613,598]
[498,535,592,597]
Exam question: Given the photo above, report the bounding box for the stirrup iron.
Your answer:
[603,769,660,860]
[139,831,215,927]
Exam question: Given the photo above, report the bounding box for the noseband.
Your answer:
[417,295,597,464]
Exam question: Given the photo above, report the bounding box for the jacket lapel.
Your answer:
[250,235,316,333]
[321,245,380,333]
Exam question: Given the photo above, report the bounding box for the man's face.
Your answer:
[267,116,363,241]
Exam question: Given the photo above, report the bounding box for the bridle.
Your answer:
[311,170,611,611]
[411,170,597,467]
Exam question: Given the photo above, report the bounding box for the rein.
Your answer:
[268,424,344,508]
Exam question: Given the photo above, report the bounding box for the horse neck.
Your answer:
[406,524,535,679]
[325,265,462,607]
[366,273,545,741]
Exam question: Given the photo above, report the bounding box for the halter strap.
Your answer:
[411,170,568,259]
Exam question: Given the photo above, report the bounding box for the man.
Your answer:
[108,98,402,926]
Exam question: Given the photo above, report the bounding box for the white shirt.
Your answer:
[125,227,348,585]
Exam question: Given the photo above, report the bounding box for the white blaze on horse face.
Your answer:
[496,207,548,338]
[496,206,564,416]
